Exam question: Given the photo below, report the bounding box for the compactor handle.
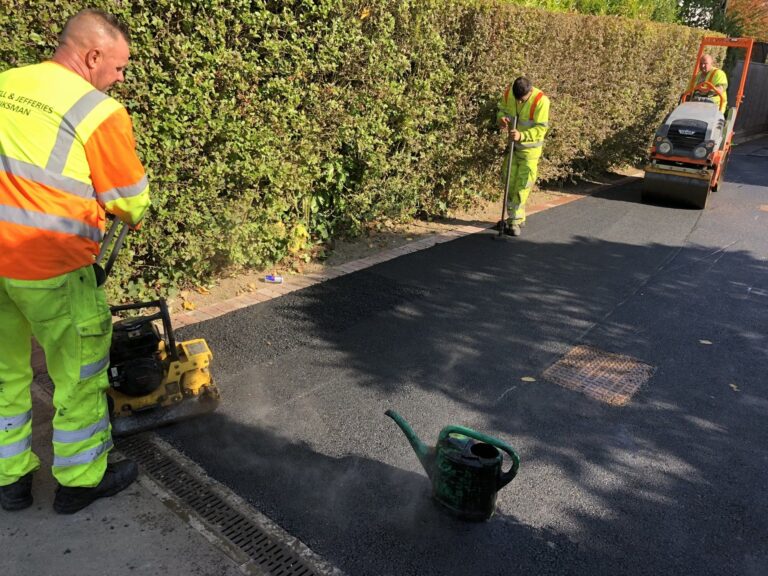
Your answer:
[110,299,179,362]
[438,425,521,488]
[96,220,130,279]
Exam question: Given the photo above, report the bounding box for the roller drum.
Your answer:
[641,171,711,210]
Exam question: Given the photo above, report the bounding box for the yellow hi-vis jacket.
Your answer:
[689,68,728,112]
[497,86,550,160]
[0,61,151,280]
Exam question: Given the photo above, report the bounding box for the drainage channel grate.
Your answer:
[543,345,655,406]
[118,435,322,576]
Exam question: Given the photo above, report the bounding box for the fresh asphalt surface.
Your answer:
[166,139,768,576]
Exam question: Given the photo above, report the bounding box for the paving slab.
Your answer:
[3,383,242,576]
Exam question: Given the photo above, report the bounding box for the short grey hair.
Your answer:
[59,9,131,45]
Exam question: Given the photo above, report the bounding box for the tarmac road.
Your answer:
[166,138,768,576]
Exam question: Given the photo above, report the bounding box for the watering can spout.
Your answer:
[385,409,433,477]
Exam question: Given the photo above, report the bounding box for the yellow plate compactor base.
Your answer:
[107,299,220,436]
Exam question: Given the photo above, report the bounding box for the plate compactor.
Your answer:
[642,37,754,209]
[97,221,220,436]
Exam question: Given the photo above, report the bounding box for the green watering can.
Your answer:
[385,409,520,521]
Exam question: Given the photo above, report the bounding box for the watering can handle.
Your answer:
[438,425,520,489]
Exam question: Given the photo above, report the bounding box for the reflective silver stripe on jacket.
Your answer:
[99,175,149,203]
[0,410,32,432]
[0,155,95,199]
[79,354,110,380]
[518,120,549,128]
[53,438,113,467]
[53,413,110,444]
[46,90,109,173]
[516,141,544,149]
[0,437,32,459]
[0,205,102,241]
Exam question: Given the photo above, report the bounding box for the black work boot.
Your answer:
[53,459,138,515]
[0,473,33,511]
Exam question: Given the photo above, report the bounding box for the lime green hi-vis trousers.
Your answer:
[0,265,113,488]
[502,154,540,225]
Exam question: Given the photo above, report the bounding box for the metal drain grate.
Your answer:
[543,345,655,406]
[118,436,323,576]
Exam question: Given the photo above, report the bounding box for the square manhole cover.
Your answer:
[543,345,655,406]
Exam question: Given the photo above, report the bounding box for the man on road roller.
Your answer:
[641,37,754,210]
[688,54,728,113]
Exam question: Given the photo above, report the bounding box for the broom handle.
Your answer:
[499,116,518,236]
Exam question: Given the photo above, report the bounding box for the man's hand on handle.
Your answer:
[499,116,521,141]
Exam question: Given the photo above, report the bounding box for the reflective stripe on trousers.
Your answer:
[0,410,33,464]
[0,281,39,486]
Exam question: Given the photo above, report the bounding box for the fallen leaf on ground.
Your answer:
[521,376,537,382]
[182,300,195,311]
[195,286,210,295]
[699,339,713,345]
[729,383,740,392]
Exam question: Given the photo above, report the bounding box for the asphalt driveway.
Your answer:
[165,138,768,576]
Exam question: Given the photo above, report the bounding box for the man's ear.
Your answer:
[84,48,102,70]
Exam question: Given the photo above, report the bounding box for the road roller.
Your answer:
[642,37,754,209]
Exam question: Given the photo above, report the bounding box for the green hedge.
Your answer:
[0,1,711,299]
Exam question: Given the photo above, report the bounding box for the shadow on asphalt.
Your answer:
[590,178,644,204]
[591,144,768,207]
[722,151,768,188]
[171,219,768,575]
[173,412,586,575]
[590,176,713,211]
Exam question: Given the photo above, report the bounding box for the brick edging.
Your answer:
[172,175,638,327]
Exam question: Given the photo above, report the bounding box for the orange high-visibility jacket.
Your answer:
[0,61,151,280]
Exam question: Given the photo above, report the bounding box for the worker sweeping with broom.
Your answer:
[497,77,550,237]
